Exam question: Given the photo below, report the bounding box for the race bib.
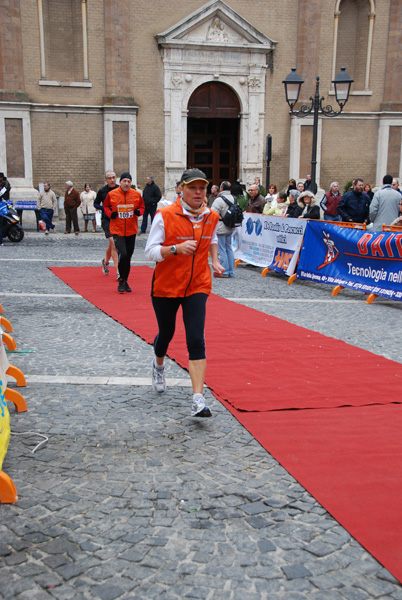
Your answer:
[117,204,134,219]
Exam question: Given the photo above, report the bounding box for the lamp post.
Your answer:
[283,66,353,194]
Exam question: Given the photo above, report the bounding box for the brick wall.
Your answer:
[383,0,402,103]
[320,118,378,191]
[113,121,129,176]
[30,111,105,197]
[0,0,24,91]
[336,0,370,90]
[387,126,402,175]
[296,0,321,100]
[104,0,130,96]
[42,0,84,82]
[299,126,313,179]
[5,118,24,177]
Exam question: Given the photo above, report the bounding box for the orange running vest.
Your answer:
[151,198,219,298]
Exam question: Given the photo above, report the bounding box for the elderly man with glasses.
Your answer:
[246,184,266,213]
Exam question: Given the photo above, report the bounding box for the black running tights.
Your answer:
[152,293,208,361]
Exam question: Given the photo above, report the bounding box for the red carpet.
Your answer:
[50,265,402,582]
[239,405,402,583]
[50,266,402,412]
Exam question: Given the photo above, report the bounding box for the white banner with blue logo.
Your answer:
[233,215,307,274]
[297,221,402,301]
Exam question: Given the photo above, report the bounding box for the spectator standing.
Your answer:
[254,177,264,194]
[208,184,219,207]
[263,192,289,216]
[321,182,342,221]
[144,168,224,418]
[286,178,297,196]
[64,181,81,235]
[231,178,245,197]
[364,183,374,201]
[297,181,305,194]
[338,179,370,224]
[0,173,11,201]
[298,191,320,219]
[286,190,302,218]
[303,173,318,194]
[95,171,119,277]
[0,172,11,246]
[369,174,401,231]
[246,184,266,213]
[140,176,162,234]
[392,178,402,195]
[211,181,236,278]
[103,172,145,293]
[37,182,57,234]
[265,184,278,207]
[80,183,97,232]
[391,199,402,226]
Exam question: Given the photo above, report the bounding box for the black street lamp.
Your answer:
[283,66,353,194]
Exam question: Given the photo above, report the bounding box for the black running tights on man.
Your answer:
[113,234,136,281]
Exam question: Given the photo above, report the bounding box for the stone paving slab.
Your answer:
[0,228,401,599]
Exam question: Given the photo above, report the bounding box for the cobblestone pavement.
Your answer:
[1,224,401,599]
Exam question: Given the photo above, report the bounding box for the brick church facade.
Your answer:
[1,0,401,201]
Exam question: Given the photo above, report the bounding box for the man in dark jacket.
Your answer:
[140,176,161,234]
[338,178,370,224]
[95,170,119,276]
[303,173,318,195]
[246,184,266,213]
[64,181,81,235]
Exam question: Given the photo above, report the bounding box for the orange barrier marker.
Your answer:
[1,332,17,351]
[0,471,18,504]
[332,285,345,297]
[261,268,271,277]
[4,388,27,413]
[287,273,297,285]
[0,304,3,314]
[367,293,379,304]
[234,259,242,268]
[6,365,26,387]
[0,317,13,333]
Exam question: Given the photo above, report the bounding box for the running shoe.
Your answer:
[118,280,125,293]
[191,394,212,417]
[152,359,166,393]
[102,258,109,275]
[124,281,132,293]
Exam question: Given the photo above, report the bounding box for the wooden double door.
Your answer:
[187,82,240,188]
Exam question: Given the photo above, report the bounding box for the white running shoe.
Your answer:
[102,258,109,275]
[152,360,166,393]
[191,393,212,418]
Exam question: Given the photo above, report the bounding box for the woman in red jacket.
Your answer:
[145,169,224,418]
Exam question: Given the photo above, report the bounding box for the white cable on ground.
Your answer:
[10,431,49,453]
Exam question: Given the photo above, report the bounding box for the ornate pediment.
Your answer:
[156,0,277,52]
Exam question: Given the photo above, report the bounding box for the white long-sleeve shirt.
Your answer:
[145,206,218,263]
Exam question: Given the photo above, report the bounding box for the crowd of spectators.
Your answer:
[223,173,402,228]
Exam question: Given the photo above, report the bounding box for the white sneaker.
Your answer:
[152,360,166,393]
[102,258,109,275]
[191,393,212,418]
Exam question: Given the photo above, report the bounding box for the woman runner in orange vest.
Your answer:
[145,168,225,417]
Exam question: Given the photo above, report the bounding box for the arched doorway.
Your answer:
[187,82,240,187]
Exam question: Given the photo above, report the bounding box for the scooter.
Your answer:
[0,199,24,242]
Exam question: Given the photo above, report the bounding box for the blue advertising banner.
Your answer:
[233,215,307,274]
[297,221,402,301]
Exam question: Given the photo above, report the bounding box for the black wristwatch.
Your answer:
[170,245,178,255]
